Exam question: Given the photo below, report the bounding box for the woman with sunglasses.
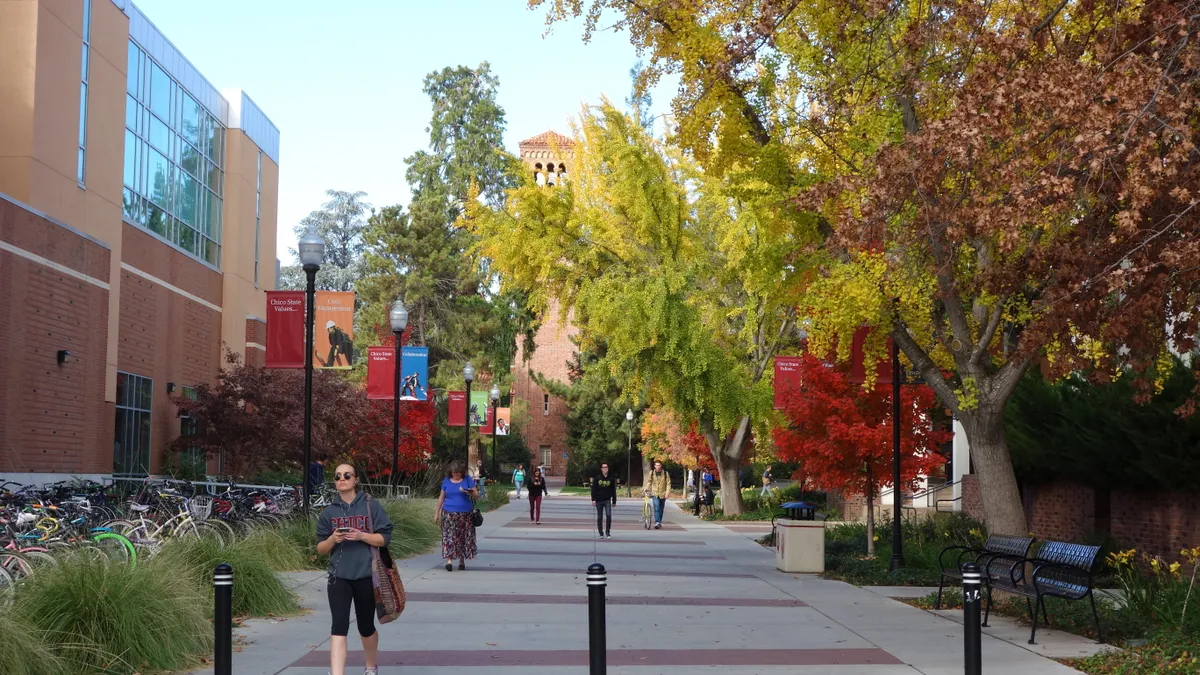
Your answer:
[434,459,478,571]
[316,464,394,675]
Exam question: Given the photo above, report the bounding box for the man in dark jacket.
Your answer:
[320,320,355,367]
[591,463,618,538]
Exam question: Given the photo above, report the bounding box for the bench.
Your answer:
[985,540,1103,644]
[936,534,1034,610]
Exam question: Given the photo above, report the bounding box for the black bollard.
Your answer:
[587,562,607,675]
[213,562,233,675]
[962,561,982,675]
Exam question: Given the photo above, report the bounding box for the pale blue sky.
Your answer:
[131,0,675,263]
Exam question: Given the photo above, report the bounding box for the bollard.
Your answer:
[213,562,233,675]
[587,562,607,675]
[962,561,982,675]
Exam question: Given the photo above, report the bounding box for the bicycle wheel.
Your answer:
[92,532,137,568]
[195,521,226,547]
[19,549,58,568]
[0,565,14,609]
[0,552,34,580]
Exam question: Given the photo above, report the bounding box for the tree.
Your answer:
[278,190,372,292]
[467,103,814,514]
[773,352,949,554]
[639,408,712,471]
[799,0,1200,535]
[170,352,431,479]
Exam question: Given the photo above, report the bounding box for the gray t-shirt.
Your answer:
[316,492,394,580]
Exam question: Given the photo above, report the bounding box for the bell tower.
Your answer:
[518,131,573,187]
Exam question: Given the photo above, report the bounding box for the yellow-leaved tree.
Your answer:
[465,103,817,514]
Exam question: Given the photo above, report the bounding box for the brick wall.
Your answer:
[960,476,1199,560]
[244,317,265,367]
[118,223,222,474]
[512,300,577,476]
[0,195,112,474]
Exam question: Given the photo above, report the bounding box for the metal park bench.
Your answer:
[985,540,1104,644]
[936,534,1035,610]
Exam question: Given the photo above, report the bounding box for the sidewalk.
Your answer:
[189,497,1101,674]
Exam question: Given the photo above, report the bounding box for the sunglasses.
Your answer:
[334,473,355,481]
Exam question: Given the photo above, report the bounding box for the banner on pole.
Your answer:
[313,291,356,369]
[469,391,489,427]
[848,327,891,386]
[481,407,511,435]
[399,347,429,401]
[366,347,395,400]
[773,356,804,409]
[447,391,467,427]
[265,291,306,368]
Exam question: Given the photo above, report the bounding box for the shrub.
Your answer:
[380,498,441,559]
[0,611,68,675]
[151,534,301,618]
[14,557,211,674]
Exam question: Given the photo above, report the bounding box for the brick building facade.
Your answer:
[0,0,278,481]
[509,132,578,476]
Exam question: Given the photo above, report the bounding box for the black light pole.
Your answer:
[889,336,904,572]
[463,362,475,463]
[297,226,325,513]
[489,384,500,478]
[625,409,634,497]
[389,298,408,489]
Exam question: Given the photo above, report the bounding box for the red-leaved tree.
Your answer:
[773,353,950,555]
[639,408,715,472]
[171,352,432,480]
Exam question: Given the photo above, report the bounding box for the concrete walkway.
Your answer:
[189,497,1099,674]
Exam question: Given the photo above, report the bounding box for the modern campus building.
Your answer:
[0,0,279,482]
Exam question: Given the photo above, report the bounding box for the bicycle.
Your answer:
[641,494,653,530]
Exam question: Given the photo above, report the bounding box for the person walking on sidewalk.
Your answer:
[760,465,774,497]
[435,460,478,571]
[513,464,526,500]
[591,463,617,538]
[315,463,394,675]
[474,459,488,500]
[527,470,548,524]
[643,460,671,529]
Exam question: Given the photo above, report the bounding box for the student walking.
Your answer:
[474,460,488,500]
[591,463,618,538]
[513,464,526,499]
[527,471,548,524]
[643,460,671,529]
[435,460,478,571]
[760,465,774,497]
[315,463,394,675]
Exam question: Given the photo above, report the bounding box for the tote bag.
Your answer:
[365,495,406,623]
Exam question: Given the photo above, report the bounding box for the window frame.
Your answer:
[113,372,153,477]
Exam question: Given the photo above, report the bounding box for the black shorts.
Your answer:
[328,576,376,637]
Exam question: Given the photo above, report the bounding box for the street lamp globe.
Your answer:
[626,409,633,422]
[297,226,326,268]
[463,362,475,383]
[490,384,500,402]
[389,298,408,333]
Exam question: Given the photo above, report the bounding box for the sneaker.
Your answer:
[654,522,662,529]
[606,532,612,538]
[365,668,378,675]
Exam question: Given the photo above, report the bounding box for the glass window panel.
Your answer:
[78,83,88,147]
[181,94,200,146]
[147,147,170,210]
[206,161,220,194]
[206,190,221,239]
[139,104,149,138]
[112,409,127,473]
[149,115,169,154]
[210,123,223,165]
[255,192,260,218]
[116,372,128,406]
[125,95,137,131]
[146,204,168,237]
[81,44,89,82]
[139,377,153,410]
[82,0,91,42]
[135,196,149,227]
[175,223,196,254]
[178,173,197,226]
[126,42,138,94]
[77,149,85,183]
[137,411,151,473]
[203,237,218,265]
[181,141,200,179]
[122,187,136,221]
[150,62,169,120]
[123,130,137,188]
[138,140,149,194]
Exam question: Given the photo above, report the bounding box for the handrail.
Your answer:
[911,479,960,500]
[936,497,963,512]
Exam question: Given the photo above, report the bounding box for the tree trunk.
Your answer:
[959,403,1027,537]
[705,416,751,516]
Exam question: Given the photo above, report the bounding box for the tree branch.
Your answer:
[970,302,1005,366]
[893,323,961,416]
[1031,0,1071,36]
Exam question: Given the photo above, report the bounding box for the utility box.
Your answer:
[775,502,825,573]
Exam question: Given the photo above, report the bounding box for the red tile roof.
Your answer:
[519,130,575,147]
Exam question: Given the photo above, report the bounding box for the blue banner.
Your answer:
[399,347,429,401]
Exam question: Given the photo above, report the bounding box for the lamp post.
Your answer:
[625,409,634,497]
[297,226,325,513]
[889,337,904,572]
[489,384,500,478]
[462,362,475,462]
[389,298,408,489]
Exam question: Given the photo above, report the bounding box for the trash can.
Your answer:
[774,501,825,573]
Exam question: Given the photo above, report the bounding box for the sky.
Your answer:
[131,0,676,264]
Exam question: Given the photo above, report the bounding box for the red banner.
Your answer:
[366,347,395,400]
[773,356,804,409]
[447,391,467,427]
[848,327,892,386]
[265,291,306,368]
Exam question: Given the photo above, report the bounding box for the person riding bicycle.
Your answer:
[642,460,671,529]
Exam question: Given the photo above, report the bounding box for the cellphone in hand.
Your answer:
[335,527,351,534]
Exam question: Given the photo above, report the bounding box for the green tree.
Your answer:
[468,103,815,514]
[278,190,371,292]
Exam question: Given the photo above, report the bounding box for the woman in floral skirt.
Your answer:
[434,459,478,571]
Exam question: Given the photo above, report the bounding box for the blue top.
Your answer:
[441,476,477,513]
